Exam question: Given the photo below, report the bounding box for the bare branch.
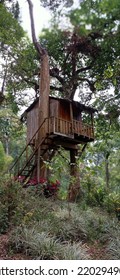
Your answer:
[27,0,46,57]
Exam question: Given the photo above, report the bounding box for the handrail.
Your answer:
[73,119,93,128]
[16,135,46,176]
[52,117,94,137]
[10,117,48,172]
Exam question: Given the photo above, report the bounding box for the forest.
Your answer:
[0,0,120,260]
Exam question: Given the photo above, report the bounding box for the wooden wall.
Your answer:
[72,102,82,121]
[49,98,59,117]
[27,102,39,143]
[59,99,71,121]
[49,98,71,121]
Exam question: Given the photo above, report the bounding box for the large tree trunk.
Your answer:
[68,149,80,202]
[39,54,50,123]
[37,53,50,181]
[27,0,50,181]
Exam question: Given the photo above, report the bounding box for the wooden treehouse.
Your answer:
[10,2,97,201]
[11,96,96,192]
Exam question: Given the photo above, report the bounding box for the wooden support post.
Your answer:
[91,112,94,138]
[70,102,73,134]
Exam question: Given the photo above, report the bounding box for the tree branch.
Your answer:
[78,77,96,92]
[27,0,46,57]
[0,61,8,104]
[50,68,65,85]
[76,61,94,74]
[50,85,63,92]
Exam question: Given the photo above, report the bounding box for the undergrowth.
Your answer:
[0,179,119,259]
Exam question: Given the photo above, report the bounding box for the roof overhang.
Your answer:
[21,96,97,121]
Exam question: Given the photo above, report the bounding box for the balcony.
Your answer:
[48,117,94,143]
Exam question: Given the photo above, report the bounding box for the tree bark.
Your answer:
[27,0,50,181]
[27,0,45,57]
[68,149,80,202]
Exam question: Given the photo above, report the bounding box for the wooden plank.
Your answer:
[54,139,78,150]
[49,99,59,118]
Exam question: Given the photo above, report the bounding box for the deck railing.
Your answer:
[48,117,94,139]
[48,117,73,136]
[73,120,94,139]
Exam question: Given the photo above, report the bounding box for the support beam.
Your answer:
[53,140,78,150]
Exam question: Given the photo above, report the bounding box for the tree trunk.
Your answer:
[37,53,50,181]
[39,54,50,124]
[27,0,50,181]
[105,152,110,189]
[68,149,80,202]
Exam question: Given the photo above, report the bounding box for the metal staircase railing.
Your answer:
[10,118,49,178]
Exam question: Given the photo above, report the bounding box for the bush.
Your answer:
[103,192,120,213]
[106,220,120,259]
[0,202,9,233]
[9,226,89,259]
[0,177,25,231]
[0,141,13,174]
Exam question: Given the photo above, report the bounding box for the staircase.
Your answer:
[10,118,53,183]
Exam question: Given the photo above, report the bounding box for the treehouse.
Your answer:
[10,2,97,201]
[22,96,96,148]
[11,95,96,197]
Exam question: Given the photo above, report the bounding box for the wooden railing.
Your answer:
[48,117,94,139]
[73,120,94,139]
[48,117,73,136]
[10,118,49,176]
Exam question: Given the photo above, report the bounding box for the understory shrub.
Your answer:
[9,226,89,260]
[106,220,120,259]
[0,177,25,231]
[103,192,120,213]
[0,202,9,233]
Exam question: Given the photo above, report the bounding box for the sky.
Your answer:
[19,0,51,38]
